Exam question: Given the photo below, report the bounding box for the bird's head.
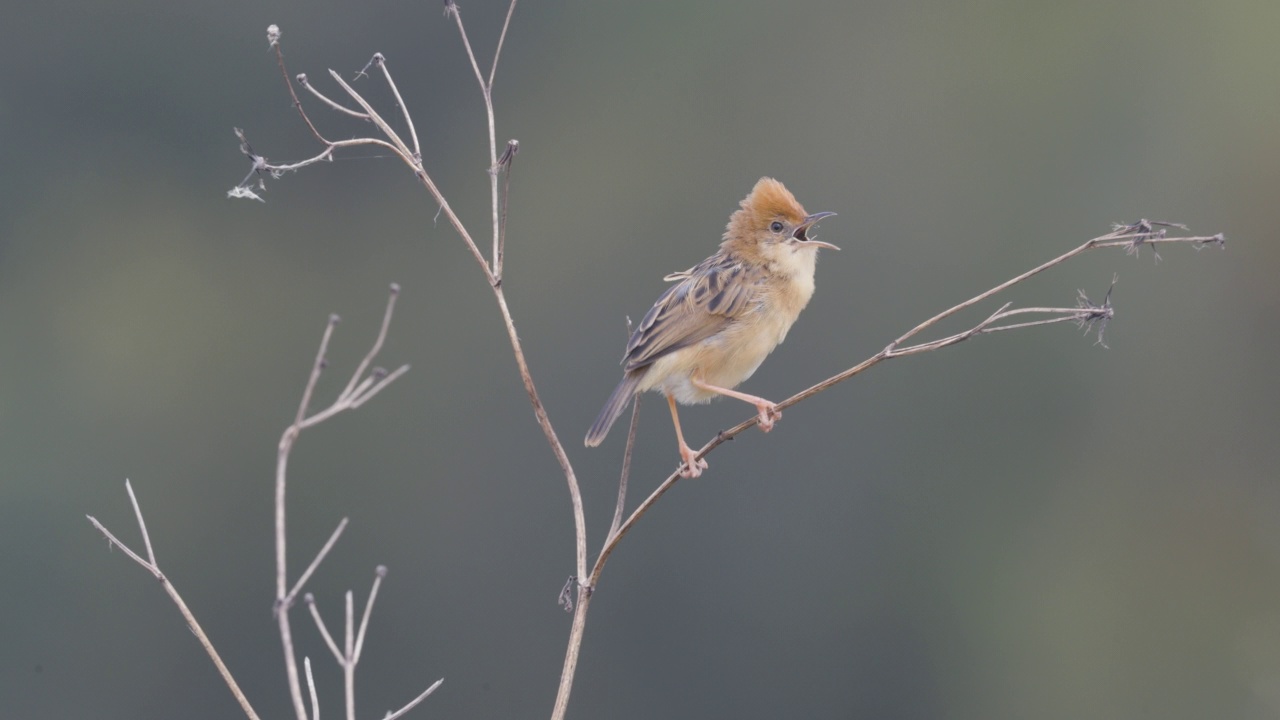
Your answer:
[723,177,838,266]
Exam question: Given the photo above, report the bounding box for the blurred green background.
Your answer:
[2,0,1276,718]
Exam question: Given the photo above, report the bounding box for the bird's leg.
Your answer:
[666,393,707,478]
[690,377,781,432]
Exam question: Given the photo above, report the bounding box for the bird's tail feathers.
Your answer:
[584,372,642,447]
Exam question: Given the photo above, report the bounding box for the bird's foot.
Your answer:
[678,444,708,478]
[755,402,781,432]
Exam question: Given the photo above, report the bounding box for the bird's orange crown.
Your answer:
[725,177,808,240]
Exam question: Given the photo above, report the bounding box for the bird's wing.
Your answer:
[622,253,765,371]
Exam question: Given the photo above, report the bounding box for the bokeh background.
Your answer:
[2,1,1277,718]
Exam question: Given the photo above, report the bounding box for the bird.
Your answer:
[584,177,838,478]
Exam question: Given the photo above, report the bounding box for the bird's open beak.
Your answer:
[794,211,839,250]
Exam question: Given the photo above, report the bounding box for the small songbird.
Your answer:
[584,177,837,477]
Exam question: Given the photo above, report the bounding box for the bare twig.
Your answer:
[235,22,587,715]
[305,594,345,663]
[87,481,262,720]
[276,286,409,720]
[354,565,387,664]
[304,657,320,720]
[382,678,445,720]
[345,591,355,720]
[605,318,641,543]
[369,53,420,158]
[303,567,395,720]
[269,25,329,146]
[607,395,642,542]
[299,73,368,119]
[445,0,517,278]
[489,1,519,90]
[497,139,519,277]
[550,590,591,720]
[284,517,349,609]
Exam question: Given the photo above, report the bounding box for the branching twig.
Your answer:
[444,0,518,280]
[382,679,446,720]
[304,657,320,720]
[283,517,350,611]
[275,285,409,720]
[606,317,642,543]
[304,567,431,720]
[234,17,587,717]
[87,481,263,720]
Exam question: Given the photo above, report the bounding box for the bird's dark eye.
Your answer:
[769,221,785,233]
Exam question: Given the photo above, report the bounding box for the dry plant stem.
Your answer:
[251,41,495,280]
[247,6,587,594]
[383,679,445,720]
[87,481,262,720]
[551,589,591,720]
[446,0,519,279]
[497,140,518,276]
[276,288,409,720]
[607,396,642,541]
[491,287,589,580]
[284,517,349,608]
[304,657,320,720]
[240,30,588,588]
[300,75,369,119]
[303,567,396,720]
[271,33,330,146]
[345,591,356,720]
[373,54,420,157]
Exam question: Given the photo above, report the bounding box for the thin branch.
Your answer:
[353,566,387,664]
[123,478,157,567]
[444,1,489,97]
[234,30,494,284]
[284,517,350,607]
[340,283,399,402]
[488,1,519,90]
[601,318,641,542]
[276,286,408,720]
[305,594,345,664]
[88,483,262,720]
[370,54,420,158]
[304,657,320,720]
[303,568,388,720]
[491,287,588,581]
[382,678,445,720]
[550,590,591,720]
[445,0,515,279]
[607,395,642,542]
[327,70,414,161]
[236,24,563,715]
[348,365,412,409]
[496,139,519,278]
[269,25,330,146]
[299,73,368,119]
[229,131,410,201]
[345,591,356,720]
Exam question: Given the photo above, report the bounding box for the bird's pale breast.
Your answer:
[639,271,813,405]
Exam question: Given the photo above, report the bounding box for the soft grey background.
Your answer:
[2,1,1276,718]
